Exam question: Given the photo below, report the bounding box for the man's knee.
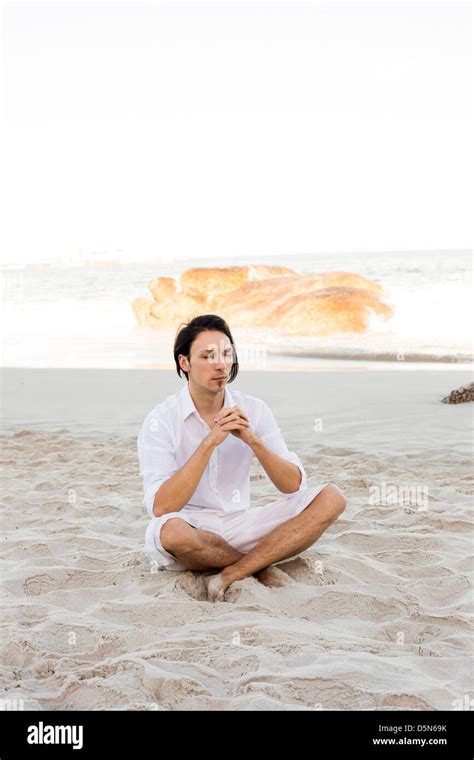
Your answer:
[310,484,347,520]
[160,518,198,555]
[325,484,347,517]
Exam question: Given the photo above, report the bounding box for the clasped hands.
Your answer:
[209,405,255,446]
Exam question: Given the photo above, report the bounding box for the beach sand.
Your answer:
[1,368,472,710]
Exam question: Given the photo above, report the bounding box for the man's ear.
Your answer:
[179,355,190,372]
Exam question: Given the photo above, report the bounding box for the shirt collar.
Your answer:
[180,382,235,422]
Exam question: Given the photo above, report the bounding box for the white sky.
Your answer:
[1,0,472,265]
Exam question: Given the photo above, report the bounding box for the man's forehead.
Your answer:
[194,337,232,352]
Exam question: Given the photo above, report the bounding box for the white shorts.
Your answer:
[144,482,331,572]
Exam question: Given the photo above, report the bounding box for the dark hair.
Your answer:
[174,314,239,383]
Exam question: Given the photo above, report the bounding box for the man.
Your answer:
[138,314,346,602]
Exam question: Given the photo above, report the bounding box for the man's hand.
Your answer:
[210,405,255,446]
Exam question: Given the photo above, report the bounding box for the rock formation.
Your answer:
[441,382,474,404]
[131,264,393,336]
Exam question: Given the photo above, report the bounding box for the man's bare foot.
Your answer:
[204,566,294,600]
[254,565,294,588]
[204,572,232,602]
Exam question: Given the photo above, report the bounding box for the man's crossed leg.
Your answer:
[160,484,347,601]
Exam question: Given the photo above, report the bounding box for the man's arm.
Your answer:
[217,401,306,495]
[247,434,302,494]
[152,410,250,517]
[152,435,217,517]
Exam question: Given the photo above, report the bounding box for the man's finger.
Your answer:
[214,406,237,422]
[217,413,249,426]
[219,418,250,426]
[214,406,231,423]
[219,420,249,429]
[215,406,249,423]
[234,406,249,422]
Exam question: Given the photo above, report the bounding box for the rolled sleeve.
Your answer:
[255,401,308,494]
[137,413,179,517]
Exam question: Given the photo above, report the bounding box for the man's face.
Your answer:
[181,330,234,390]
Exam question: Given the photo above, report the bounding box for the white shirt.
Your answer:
[137,382,308,518]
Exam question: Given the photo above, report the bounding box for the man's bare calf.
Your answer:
[160,520,244,570]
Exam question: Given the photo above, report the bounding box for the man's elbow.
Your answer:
[153,504,165,518]
[152,487,167,517]
[152,483,182,517]
[280,467,302,494]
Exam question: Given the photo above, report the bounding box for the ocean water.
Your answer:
[1,249,472,370]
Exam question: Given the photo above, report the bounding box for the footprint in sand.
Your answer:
[23,573,59,596]
[253,566,297,588]
[275,556,339,585]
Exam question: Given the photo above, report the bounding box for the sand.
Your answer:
[1,368,473,710]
